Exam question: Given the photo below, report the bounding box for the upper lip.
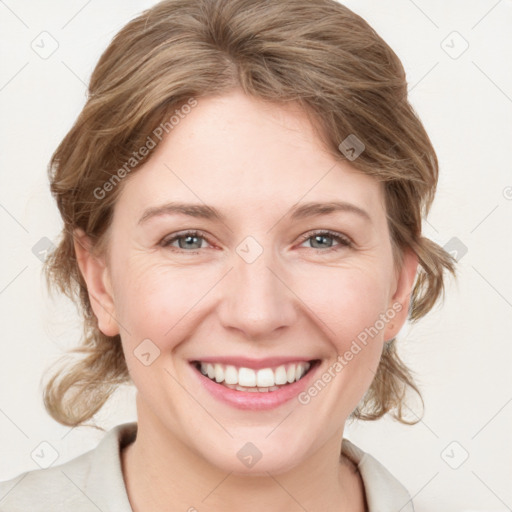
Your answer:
[189,356,318,369]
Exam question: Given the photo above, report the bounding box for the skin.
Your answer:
[74,89,418,512]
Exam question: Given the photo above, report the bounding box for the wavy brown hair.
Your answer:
[42,0,456,427]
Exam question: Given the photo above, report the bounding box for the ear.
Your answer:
[383,246,419,341]
[73,228,120,337]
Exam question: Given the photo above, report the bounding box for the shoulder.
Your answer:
[0,449,96,512]
[342,438,415,512]
[0,422,137,512]
[0,450,97,512]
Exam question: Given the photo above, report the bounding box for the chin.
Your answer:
[194,432,310,476]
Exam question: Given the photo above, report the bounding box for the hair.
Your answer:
[42,0,457,427]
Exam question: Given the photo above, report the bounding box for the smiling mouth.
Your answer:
[191,359,320,392]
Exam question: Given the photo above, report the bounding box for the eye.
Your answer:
[160,229,353,254]
[160,230,210,252]
[298,230,353,251]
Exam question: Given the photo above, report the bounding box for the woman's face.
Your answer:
[81,89,417,474]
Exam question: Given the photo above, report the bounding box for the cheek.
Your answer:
[112,259,212,349]
[297,265,391,344]
[112,248,392,361]
[292,267,390,416]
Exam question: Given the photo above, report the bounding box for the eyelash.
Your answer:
[298,230,353,251]
[160,229,353,254]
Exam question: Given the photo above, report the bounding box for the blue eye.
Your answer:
[160,229,353,253]
[298,230,353,251]
[161,230,208,252]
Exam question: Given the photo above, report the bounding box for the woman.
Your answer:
[0,0,456,510]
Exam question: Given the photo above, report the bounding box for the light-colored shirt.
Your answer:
[0,421,414,511]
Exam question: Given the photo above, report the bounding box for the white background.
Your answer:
[0,1,511,511]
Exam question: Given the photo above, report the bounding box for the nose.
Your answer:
[216,239,298,342]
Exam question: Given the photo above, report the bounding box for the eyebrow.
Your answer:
[137,200,372,225]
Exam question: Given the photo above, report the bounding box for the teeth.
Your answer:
[239,367,256,387]
[223,383,281,392]
[274,365,288,385]
[198,361,312,388]
[286,364,296,383]
[214,363,224,383]
[224,365,237,385]
[256,368,274,387]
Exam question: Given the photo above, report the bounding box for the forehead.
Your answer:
[115,90,385,224]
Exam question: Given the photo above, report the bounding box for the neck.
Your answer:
[121,399,365,512]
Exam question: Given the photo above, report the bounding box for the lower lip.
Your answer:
[190,360,321,410]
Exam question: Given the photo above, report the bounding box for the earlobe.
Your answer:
[384,247,419,341]
[73,228,120,337]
